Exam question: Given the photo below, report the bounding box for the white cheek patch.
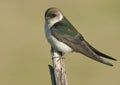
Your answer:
[48,12,63,28]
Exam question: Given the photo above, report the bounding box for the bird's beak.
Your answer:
[45,17,50,20]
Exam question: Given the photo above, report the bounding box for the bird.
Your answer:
[44,7,116,66]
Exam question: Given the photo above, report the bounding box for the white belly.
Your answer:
[45,24,72,53]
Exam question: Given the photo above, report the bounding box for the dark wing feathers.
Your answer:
[85,41,117,61]
[51,27,115,66]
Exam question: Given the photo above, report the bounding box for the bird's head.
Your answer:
[45,7,63,27]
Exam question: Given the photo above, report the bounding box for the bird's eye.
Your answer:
[50,14,57,18]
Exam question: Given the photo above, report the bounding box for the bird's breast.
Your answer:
[45,23,73,53]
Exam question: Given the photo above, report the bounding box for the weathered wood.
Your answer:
[48,65,56,85]
[49,48,68,85]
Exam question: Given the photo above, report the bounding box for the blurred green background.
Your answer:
[0,0,120,85]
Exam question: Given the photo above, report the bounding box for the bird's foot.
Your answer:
[52,55,65,62]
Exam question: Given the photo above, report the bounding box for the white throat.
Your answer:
[45,22,73,53]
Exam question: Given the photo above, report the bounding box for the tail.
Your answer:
[86,41,117,61]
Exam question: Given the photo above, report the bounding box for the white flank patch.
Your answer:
[45,23,72,53]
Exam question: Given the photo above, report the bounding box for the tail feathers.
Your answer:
[77,41,114,66]
[86,41,117,61]
[99,60,113,66]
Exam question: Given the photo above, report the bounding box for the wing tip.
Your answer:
[106,56,117,61]
[113,58,117,61]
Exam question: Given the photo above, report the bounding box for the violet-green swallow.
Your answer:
[44,7,116,66]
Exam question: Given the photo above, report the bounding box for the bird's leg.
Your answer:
[56,51,65,62]
[51,47,65,62]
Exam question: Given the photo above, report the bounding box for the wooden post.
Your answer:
[49,48,68,85]
[48,65,56,85]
